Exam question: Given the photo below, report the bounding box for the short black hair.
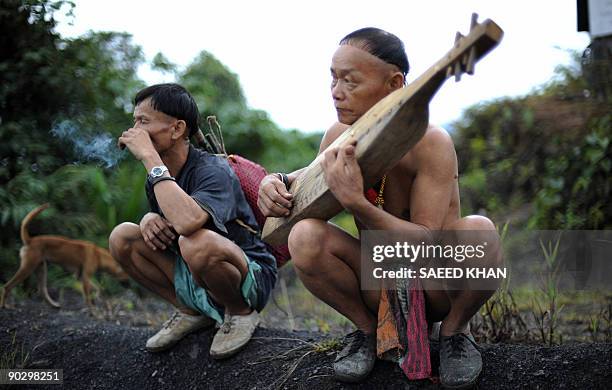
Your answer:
[339,27,410,77]
[134,83,200,137]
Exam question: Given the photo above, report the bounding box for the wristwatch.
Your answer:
[148,165,173,186]
[149,165,169,179]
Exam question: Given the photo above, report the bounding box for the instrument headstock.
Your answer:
[442,13,503,82]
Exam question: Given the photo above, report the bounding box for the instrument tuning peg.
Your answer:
[454,31,464,48]
[454,61,463,82]
[470,13,479,30]
[466,46,476,75]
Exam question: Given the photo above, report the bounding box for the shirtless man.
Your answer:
[258,28,502,388]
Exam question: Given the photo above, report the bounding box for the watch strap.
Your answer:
[150,176,176,187]
[275,172,290,191]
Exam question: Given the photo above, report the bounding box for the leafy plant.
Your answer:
[531,235,565,346]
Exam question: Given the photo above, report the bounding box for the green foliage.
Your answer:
[453,55,611,229]
[0,1,147,279]
[0,1,320,289]
[181,51,247,114]
[179,51,321,172]
[531,115,610,228]
[151,52,177,74]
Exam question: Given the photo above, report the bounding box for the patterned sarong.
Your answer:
[377,278,431,380]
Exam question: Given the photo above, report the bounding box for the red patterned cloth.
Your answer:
[227,154,290,268]
[399,279,431,379]
[377,272,431,380]
[366,179,431,380]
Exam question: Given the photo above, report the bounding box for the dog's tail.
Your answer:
[20,203,50,245]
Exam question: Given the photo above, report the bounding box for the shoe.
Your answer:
[146,311,215,352]
[210,310,260,359]
[439,333,482,389]
[333,330,377,383]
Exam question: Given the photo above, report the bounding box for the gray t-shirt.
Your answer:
[145,144,277,281]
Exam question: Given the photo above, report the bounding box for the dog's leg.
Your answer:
[0,266,33,308]
[37,260,60,308]
[81,246,99,308]
[82,275,93,308]
[90,278,101,297]
[1,247,41,308]
[81,265,98,309]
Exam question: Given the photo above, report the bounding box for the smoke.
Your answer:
[51,120,127,168]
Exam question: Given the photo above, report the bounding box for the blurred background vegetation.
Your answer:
[453,54,611,230]
[1,0,610,341]
[0,0,320,275]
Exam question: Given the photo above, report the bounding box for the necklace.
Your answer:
[375,175,387,208]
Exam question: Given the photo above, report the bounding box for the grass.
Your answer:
[586,304,612,343]
[472,222,530,342]
[313,338,342,353]
[472,225,612,344]
[248,335,342,389]
[473,286,612,344]
[0,331,30,370]
[531,234,564,346]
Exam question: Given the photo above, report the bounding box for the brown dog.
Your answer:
[0,204,129,308]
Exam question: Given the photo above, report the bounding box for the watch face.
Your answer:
[151,166,168,178]
[152,167,163,177]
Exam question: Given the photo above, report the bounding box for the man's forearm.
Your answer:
[142,154,208,236]
[151,181,208,236]
[349,198,432,241]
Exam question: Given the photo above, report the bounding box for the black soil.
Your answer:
[1,291,610,390]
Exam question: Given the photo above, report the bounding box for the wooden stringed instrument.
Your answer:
[263,14,504,245]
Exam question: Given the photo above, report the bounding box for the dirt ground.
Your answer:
[1,289,611,390]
